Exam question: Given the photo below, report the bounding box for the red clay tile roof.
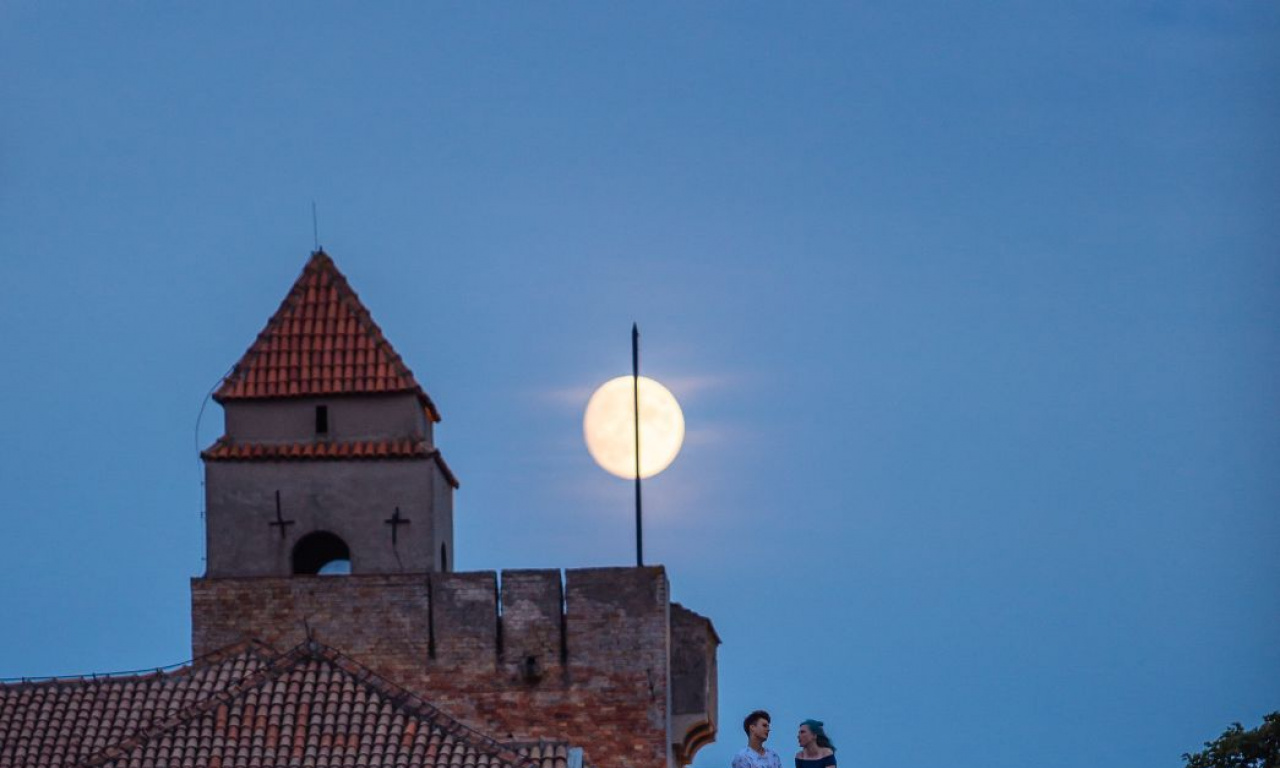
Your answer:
[509,741,578,768]
[1,641,539,768]
[0,641,276,768]
[201,438,460,488]
[215,250,441,422]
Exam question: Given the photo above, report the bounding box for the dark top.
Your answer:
[796,755,836,768]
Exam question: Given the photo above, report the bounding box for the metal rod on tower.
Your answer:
[632,323,643,567]
[312,201,320,252]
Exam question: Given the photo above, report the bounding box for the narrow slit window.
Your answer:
[315,405,329,435]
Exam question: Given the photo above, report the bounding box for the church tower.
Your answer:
[201,249,457,577]
[191,249,719,768]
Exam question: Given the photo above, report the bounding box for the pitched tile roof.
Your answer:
[0,642,275,768]
[201,438,460,488]
[509,741,577,768]
[215,250,441,422]
[1,641,539,768]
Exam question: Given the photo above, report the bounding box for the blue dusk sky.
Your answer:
[1,4,1277,767]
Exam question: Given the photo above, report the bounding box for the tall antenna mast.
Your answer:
[312,201,321,252]
[633,323,643,567]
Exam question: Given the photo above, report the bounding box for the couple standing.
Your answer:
[731,710,836,768]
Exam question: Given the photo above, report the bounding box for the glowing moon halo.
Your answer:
[584,376,685,479]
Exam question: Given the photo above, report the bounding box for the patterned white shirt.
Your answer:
[733,747,783,768]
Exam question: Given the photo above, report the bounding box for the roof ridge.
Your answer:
[0,638,279,689]
[309,641,538,768]
[73,639,537,768]
[74,641,312,768]
[192,636,281,666]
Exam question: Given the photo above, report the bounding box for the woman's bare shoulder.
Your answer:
[796,750,835,761]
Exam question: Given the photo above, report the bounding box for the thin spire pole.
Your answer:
[312,201,320,252]
[632,323,643,567]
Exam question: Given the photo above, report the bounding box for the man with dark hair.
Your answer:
[731,710,782,768]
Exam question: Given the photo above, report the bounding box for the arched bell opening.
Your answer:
[292,531,351,575]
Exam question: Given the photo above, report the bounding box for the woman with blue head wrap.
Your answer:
[795,719,836,768]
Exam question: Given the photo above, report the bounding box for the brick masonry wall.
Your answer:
[191,566,693,768]
[191,573,432,687]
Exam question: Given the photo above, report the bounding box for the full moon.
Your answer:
[584,376,685,479]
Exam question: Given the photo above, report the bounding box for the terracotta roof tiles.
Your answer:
[200,438,459,488]
[509,740,579,768]
[0,642,276,768]
[215,250,440,422]
[1,641,539,768]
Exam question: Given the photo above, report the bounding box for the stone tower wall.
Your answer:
[222,393,432,445]
[203,459,450,576]
[671,604,719,766]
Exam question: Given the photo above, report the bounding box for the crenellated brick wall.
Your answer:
[192,566,710,768]
[191,572,433,688]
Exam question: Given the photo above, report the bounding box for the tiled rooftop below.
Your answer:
[0,641,544,768]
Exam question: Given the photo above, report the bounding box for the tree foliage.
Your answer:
[1184,712,1280,768]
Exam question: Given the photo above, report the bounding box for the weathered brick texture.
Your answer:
[192,566,708,768]
[500,569,565,680]
[431,571,500,668]
[191,573,432,687]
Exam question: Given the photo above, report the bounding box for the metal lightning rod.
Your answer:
[312,201,322,252]
[632,323,643,567]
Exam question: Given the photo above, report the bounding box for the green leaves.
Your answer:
[1183,712,1280,768]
